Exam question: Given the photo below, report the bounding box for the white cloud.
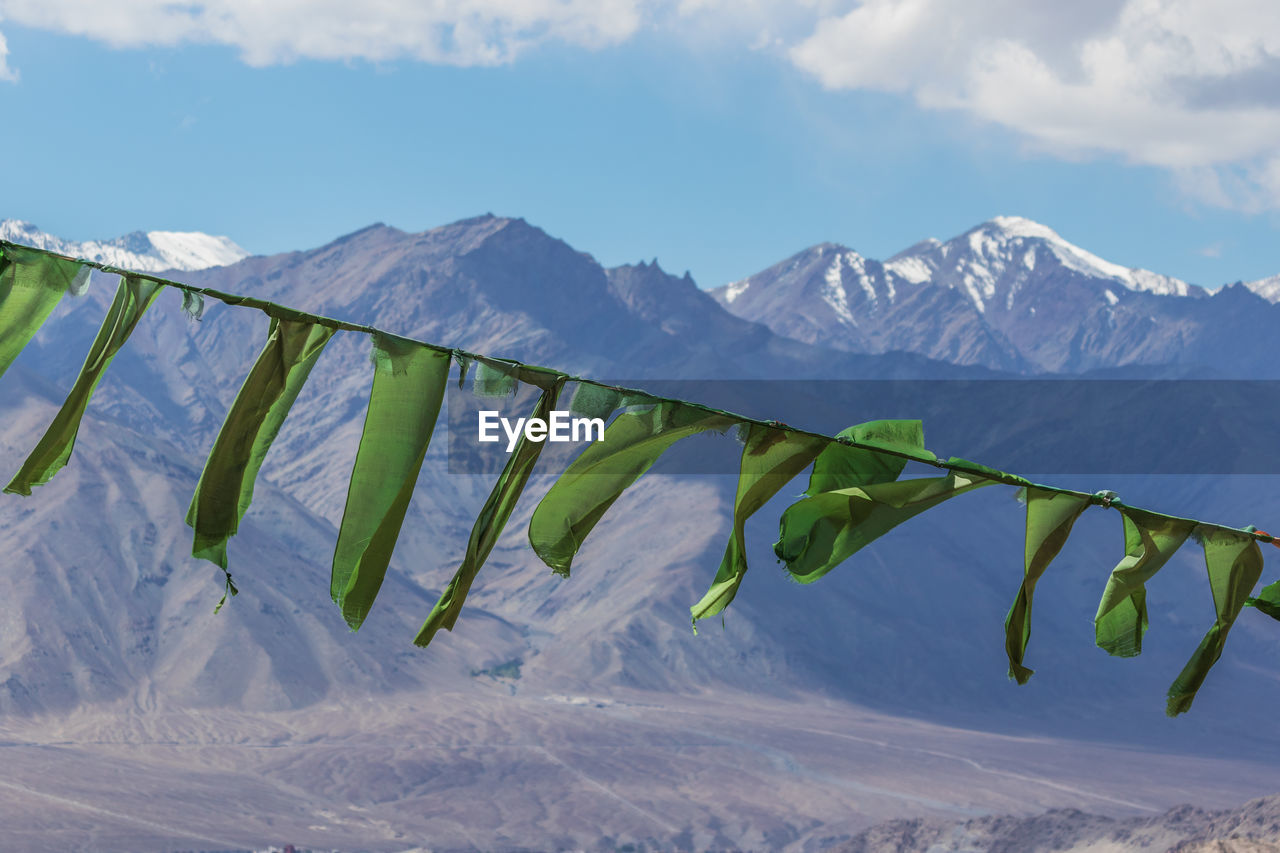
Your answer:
[0,0,645,67]
[0,30,18,82]
[790,0,1280,210]
[6,0,1280,209]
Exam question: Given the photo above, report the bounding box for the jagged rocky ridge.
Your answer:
[714,216,1280,375]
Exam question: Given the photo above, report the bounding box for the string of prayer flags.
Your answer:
[0,237,1275,715]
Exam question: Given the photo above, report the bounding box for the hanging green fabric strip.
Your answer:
[806,420,930,496]
[1166,529,1264,716]
[415,378,567,648]
[1004,489,1092,684]
[185,317,337,570]
[1245,579,1280,621]
[0,245,92,380]
[1094,509,1194,657]
[691,425,827,624]
[775,471,993,583]
[5,275,163,496]
[331,333,451,630]
[528,401,739,576]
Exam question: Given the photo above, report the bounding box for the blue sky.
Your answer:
[2,1,1280,288]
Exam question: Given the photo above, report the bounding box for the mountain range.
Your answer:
[713,215,1280,375]
[1,215,1279,852]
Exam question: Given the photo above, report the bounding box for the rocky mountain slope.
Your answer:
[713,216,1280,375]
[833,793,1280,852]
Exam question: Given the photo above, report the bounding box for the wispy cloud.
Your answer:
[0,0,646,67]
[788,0,1280,210]
[0,30,18,82]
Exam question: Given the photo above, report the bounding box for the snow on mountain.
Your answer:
[0,219,248,271]
[1245,273,1280,303]
[883,216,1194,312]
[714,215,1280,374]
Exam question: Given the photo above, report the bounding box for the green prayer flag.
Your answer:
[1166,528,1264,716]
[1094,509,1194,657]
[5,275,163,495]
[775,470,992,583]
[186,317,336,570]
[528,401,738,576]
[691,425,827,623]
[806,420,931,496]
[415,377,567,648]
[1245,579,1280,621]
[331,333,450,630]
[1004,489,1091,684]
[0,245,92,380]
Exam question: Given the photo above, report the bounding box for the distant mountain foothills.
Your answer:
[714,216,1280,376]
[833,794,1280,852]
[2,215,1280,852]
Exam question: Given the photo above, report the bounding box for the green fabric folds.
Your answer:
[5,275,163,495]
[528,401,738,576]
[0,245,91,380]
[331,333,450,630]
[806,420,931,496]
[1094,509,1194,657]
[415,377,567,648]
[186,317,336,570]
[1004,489,1091,684]
[1245,579,1280,621]
[775,471,993,583]
[690,425,827,624]
[1166,528,1264,716]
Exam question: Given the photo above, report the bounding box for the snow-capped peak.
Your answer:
[0,219,248,272]
[980,216,1192,297]
[884,216,1194,308]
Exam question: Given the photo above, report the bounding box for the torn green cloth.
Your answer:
[415,377,566,648]
[806,420,930,496]
[527,401,738,576]
[1245,579,1280,621]
[1166,528,1264,716]
[1094,509,1194,657]
[331,333,450,630]
[1004,489,1091,684]
[5,275,163,495]
[0,245,92,380]
[775,470,993,583]
[186,317,336,569]
[691,425,827,623]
